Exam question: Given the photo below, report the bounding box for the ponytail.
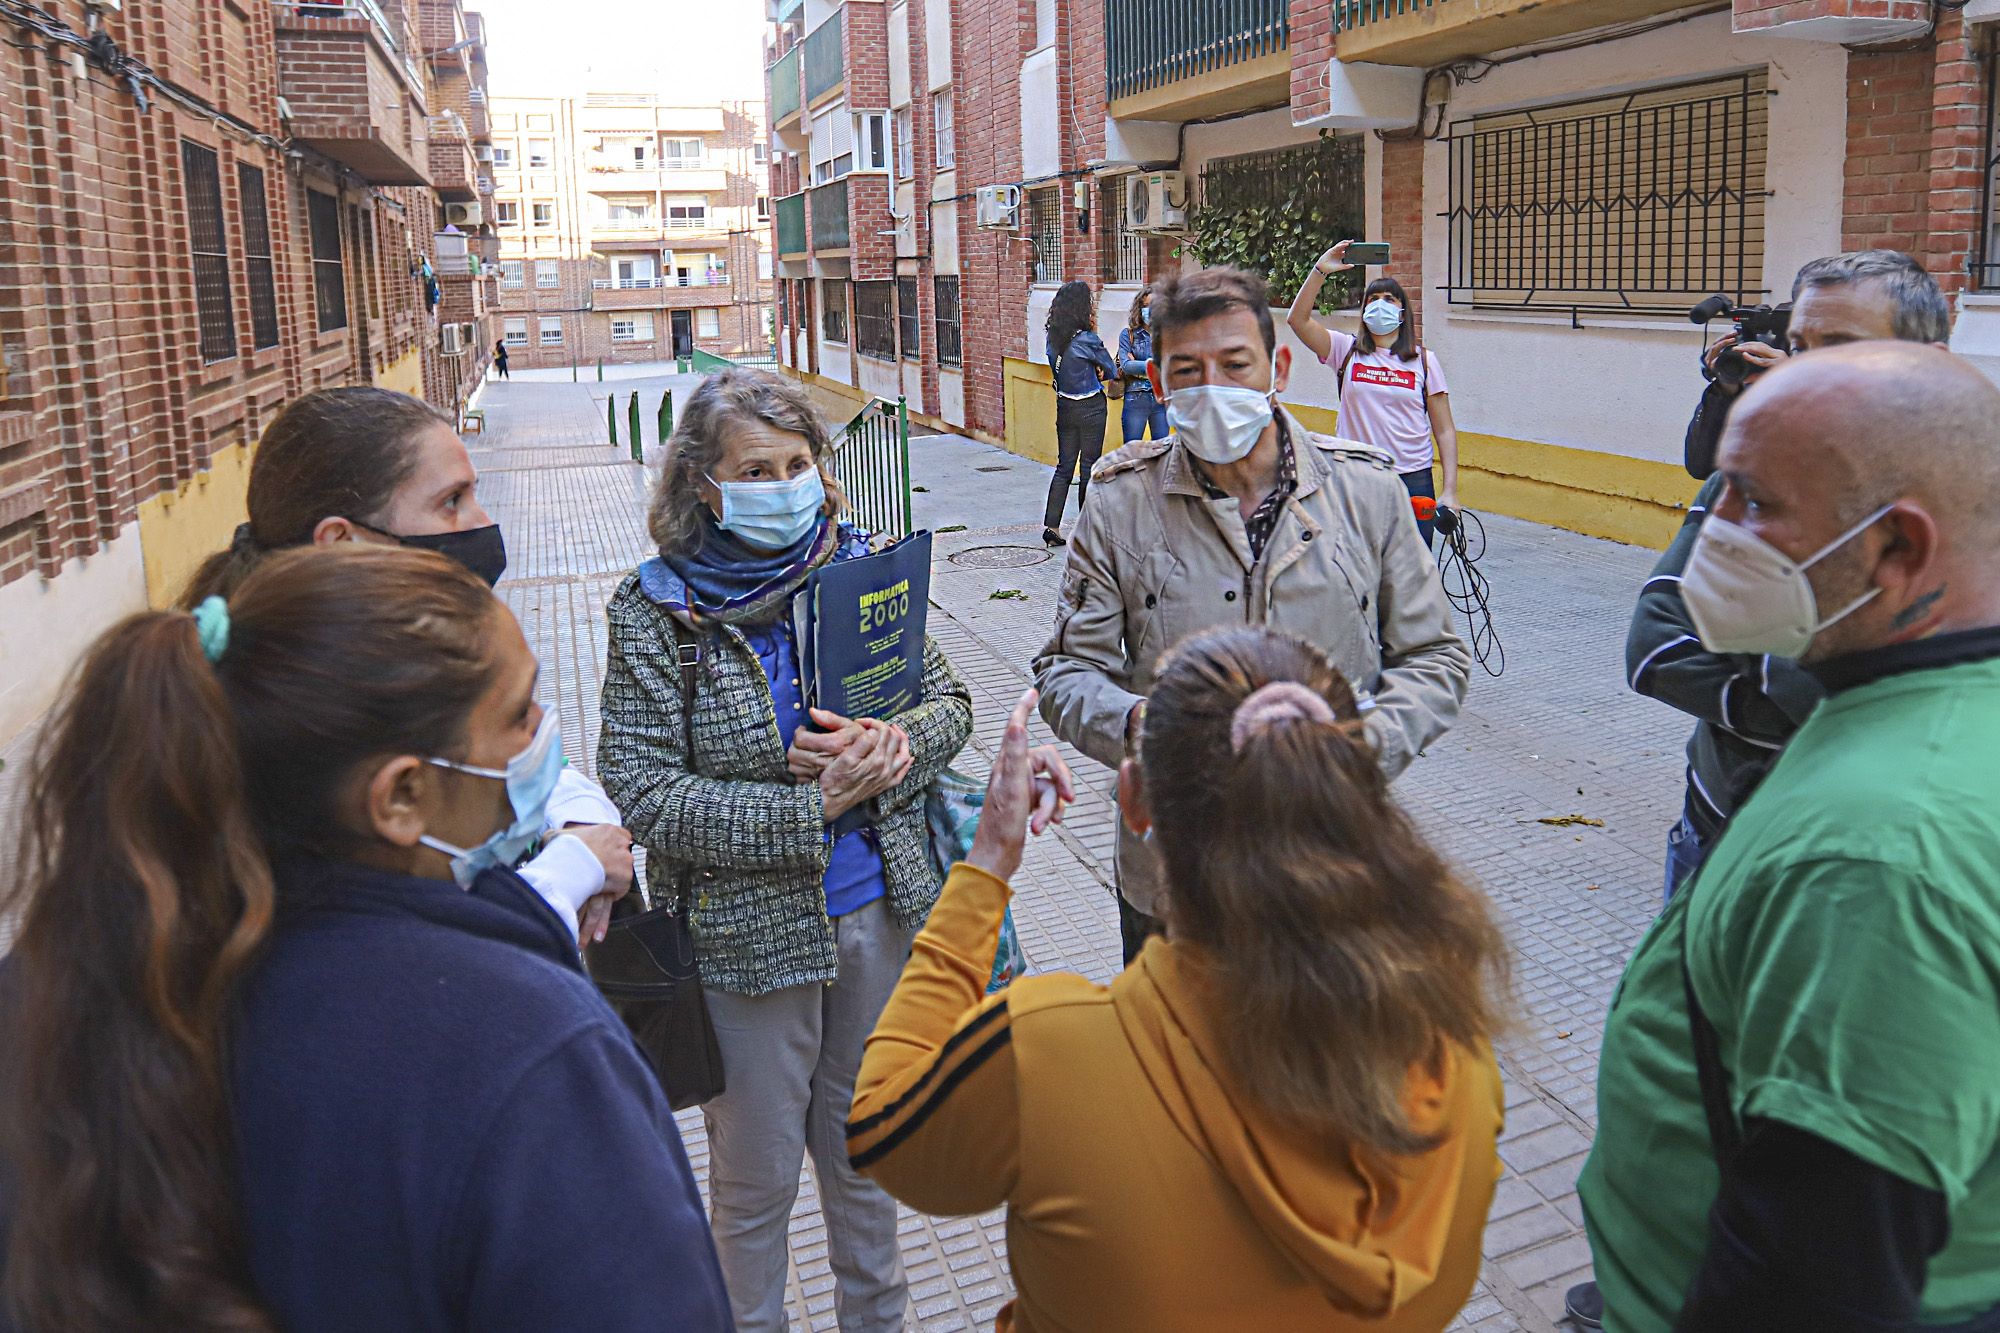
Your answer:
[3,611,276,1329]
[1139,627,1508,1155]
[3,544,501,1328]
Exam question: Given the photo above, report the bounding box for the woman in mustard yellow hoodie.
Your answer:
[849,626,1509,1331]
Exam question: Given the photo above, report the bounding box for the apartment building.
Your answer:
[0,0,500,751]
[492,95,774,369]
[766,0,2000,548]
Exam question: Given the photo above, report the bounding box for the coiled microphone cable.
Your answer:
[1434,505,1503,677]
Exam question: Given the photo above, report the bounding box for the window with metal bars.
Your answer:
[896,276,920,359]
[821,278,848,343]
[1978,57,2000,290]
[934,275,961,367]
[236,163,280,350]
[182,142,236,363]
[1445,71,1770,314]
[1099,179,1144,285]
[1027,186,1062,284]
[854,280,896,360]
[306,190,347,333]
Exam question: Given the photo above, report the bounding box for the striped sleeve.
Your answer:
[848,863,1020,1216]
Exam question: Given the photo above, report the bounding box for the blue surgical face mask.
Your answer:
[420,711,565,888]
[1142,306,1153,328]
[1363,299,1403,337]
[708,467,826,551]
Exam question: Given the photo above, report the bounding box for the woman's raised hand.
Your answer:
[1317,240,1355,275]
[966,690,1076,883]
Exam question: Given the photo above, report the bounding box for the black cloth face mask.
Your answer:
[362,522,509,587]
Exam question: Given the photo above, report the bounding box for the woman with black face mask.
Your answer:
[181,387,634,944]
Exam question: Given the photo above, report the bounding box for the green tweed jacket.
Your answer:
[598,570,973,996]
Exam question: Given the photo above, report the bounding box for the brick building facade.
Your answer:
[491,94,774,371]
[0,0,500,749]
[765,0,2000,546]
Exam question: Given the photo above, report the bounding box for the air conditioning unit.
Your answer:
[440,323,466,356]
[1124,171,1188,234]
[444,201,484,228]
[475,144,494,163]
[974,184,1021,230]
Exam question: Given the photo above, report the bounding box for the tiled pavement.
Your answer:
[0,372,1687,1328]
[351,374,1690,1329]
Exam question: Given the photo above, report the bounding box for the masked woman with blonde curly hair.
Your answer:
[851,625,1508,1331]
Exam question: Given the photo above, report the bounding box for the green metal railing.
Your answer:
[809,177,849,250]
[1329,0,1437,31]
[831,397,913,539]
[803,9,844,104]
[769,44,802,125]
[688,347,782,374]
[1105,0,1288,102]
[776,191,807,255]
[770,0,803,24]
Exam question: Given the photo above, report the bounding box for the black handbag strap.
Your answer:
[672,627,701,919]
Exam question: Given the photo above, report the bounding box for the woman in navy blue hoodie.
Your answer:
[0,544,732,1332]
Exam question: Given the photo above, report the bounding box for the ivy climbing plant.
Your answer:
[1183,132,1368,312]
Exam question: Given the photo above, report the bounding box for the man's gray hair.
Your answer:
[1790,250,1950,344]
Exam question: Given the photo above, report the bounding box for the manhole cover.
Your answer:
[948,545,1051,569]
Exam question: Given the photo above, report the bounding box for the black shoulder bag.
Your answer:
[583,631,725,1112]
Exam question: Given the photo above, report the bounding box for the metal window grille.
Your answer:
[1028,187,1062,284]
[1445,72,1770,314]
[306,189,346,334]
[182,142,236,363]
[1099,179,1144,285]
[540,319,563,345]
[503,318,527,345]
[821,278,849,342]
[896,276,920,359]
[854,280,896,360]
[934,275,961,367]
[1977,57,2000,290]
[236,163,280,351]
[536,260,560,288]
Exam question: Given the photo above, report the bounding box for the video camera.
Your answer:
[1690,294,1791,389]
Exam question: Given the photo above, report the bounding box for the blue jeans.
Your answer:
[1121,390,1167,444]
[1664,815,1705,904]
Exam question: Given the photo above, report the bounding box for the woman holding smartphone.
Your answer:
[1288,240,1460,548]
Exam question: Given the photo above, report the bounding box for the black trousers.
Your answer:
[1044,394,1108,530]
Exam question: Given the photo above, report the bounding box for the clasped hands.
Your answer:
[789,708,914,822]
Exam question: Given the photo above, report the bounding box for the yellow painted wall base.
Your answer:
[1002,358,1126,469]
[376,347,424,398]
[137,442,256,607]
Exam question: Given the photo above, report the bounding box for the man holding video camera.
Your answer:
[1561,251,1955,1333]
[1629,251,1950,901]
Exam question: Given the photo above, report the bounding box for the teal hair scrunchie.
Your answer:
[192,596,231,664]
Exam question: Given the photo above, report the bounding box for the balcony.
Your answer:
[585,163,729,194]
[770,43,802,128]
[803,10,843,108]
[809,177,849,251]
[591,275,735,310]
[1332,0,1702,66]
[1105,0,1288,121]
[776,190,806,257]
[274,0,431,184]
[429,115,476,199]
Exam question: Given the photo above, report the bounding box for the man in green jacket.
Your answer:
[1583,342,2000,1329]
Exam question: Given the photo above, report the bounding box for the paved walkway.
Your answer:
[472,374,1692,1330]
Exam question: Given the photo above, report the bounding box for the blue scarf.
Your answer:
[652,517,841,627]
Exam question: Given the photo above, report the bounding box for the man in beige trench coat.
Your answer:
[1034,265,1471,961]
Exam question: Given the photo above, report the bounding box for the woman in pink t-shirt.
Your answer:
[1287,242,1460,548]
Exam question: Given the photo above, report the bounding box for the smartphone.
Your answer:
[1344,242,1391,266]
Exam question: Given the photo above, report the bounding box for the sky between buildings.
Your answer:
[474,0,767,104]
